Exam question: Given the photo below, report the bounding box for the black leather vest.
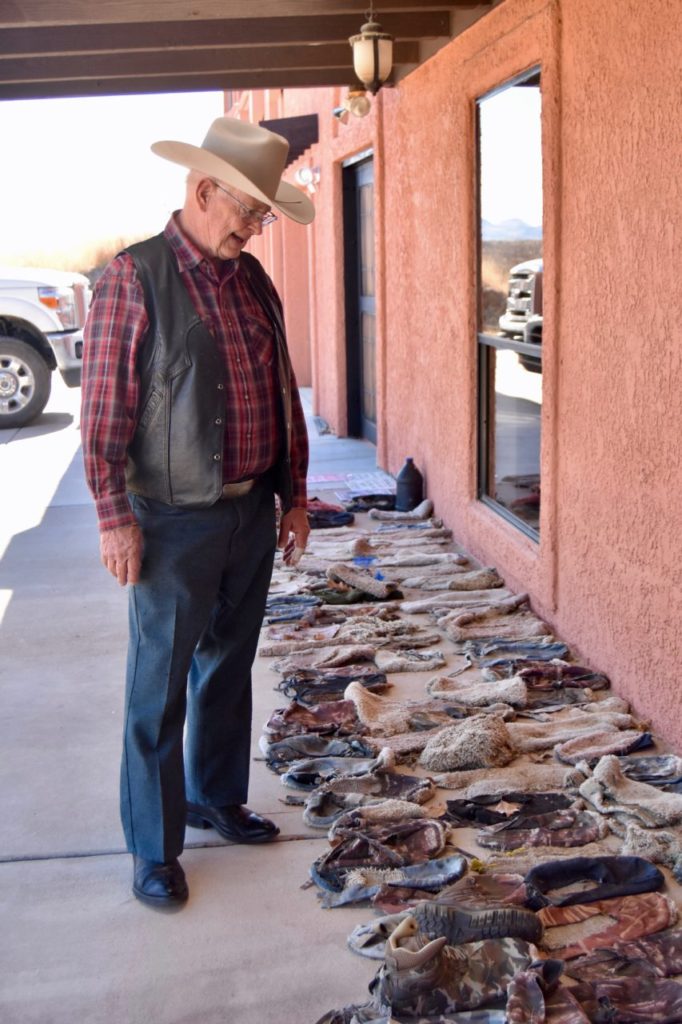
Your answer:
[124,234,294,510]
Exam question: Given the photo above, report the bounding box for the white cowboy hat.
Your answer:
[151,117,315,225]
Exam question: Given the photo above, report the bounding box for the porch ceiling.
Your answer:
[0,1,496,101]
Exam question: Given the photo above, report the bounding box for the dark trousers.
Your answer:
[120,483,276,862]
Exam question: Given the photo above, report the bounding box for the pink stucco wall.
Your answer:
[282,86,378,431]
[379,0,682,744]
[251,0,682,748]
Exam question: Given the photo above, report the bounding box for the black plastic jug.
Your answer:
[395,457,424,511]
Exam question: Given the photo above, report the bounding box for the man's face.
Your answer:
[203,181,270,260]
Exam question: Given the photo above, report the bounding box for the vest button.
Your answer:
[217,383,224,390]
[213,453,221,461]
[215,417,222,425]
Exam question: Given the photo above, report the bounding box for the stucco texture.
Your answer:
[552,0,682,735]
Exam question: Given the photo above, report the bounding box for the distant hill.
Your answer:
[482,219,542,241]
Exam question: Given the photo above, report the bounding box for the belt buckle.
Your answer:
[221,479,255,499]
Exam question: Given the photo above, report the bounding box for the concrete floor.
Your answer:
[0,382,383,1024]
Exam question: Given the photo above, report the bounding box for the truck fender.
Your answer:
[0,295,62,333]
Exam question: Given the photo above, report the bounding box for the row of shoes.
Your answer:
[258,498,682,1022]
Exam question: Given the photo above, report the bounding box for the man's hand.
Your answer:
[100,524,143,586]
[278,507,310,566]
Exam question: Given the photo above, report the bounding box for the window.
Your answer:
[477,69,543,537]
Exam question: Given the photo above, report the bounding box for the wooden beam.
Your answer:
[0,68,387,100]
[0,41,420,82]
[0,12,451,58]
[1,1,487,29]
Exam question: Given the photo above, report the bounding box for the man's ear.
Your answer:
[195,177,214,211]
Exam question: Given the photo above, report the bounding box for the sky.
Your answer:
[0,91,225,270]
[479,84,543,228]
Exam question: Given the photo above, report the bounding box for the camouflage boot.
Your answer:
[372,916,536,1017]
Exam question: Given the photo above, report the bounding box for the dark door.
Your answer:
[344,158,376,442]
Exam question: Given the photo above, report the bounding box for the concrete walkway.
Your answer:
[0,383,388,1024]
[3,382,682,1023]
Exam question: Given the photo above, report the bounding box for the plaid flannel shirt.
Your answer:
[81,214,308,531]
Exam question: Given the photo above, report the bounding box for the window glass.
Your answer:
[477,70,543,536]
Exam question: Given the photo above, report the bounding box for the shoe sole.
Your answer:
[186,809,280,844]
[413,903,542,945]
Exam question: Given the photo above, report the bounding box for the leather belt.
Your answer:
[221,478,257,499]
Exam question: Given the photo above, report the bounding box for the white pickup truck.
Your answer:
[0,266,91,427]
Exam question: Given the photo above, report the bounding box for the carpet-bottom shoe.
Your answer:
[374,917,536,1017]
[132,855,188,908]
[186,803,279,843]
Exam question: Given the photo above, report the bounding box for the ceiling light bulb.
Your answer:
[348,88,371,118]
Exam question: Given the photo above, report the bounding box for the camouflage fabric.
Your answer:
[441,791,572,827]
[463,637,569,669]
[354,1014,508,1023]
[264,622,341,643]
[541,984,592,1023]
[506,960,564,1024]
[435,872,530,911]
[372,884,459,916]
[276,670,389,705]
[303,768,435,829]
[569,976,682,1023]
[372,870,531,916]
[263,698,362,743]
[310,819,448,885]
[505,962,599,1023]
[348,885,541,962]
[315,1008,508,1024]
[514,661,610,692]
[618,753,682,789]
[475,808,606,852]
[372,916,536,1017]
[538,891,678,959]
[313,1007,382,1024]
[564,926,682,981]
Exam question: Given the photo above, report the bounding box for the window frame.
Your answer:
[475,65,543,544]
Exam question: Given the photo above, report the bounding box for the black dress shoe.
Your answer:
[186,802,279,844]
[132,855,189,908]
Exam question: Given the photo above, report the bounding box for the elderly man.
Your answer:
[81,118,314,908]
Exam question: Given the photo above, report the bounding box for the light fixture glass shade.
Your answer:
[348,90,371,118]
[349,20,393,94]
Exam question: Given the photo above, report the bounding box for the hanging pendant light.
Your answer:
[349,4,394,95]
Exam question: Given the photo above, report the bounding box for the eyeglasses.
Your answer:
[211,181,277,227]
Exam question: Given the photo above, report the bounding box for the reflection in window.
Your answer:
[477,69,543,536]
[361,312,377,423]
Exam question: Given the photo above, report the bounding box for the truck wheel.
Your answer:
[0,337,52,427]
